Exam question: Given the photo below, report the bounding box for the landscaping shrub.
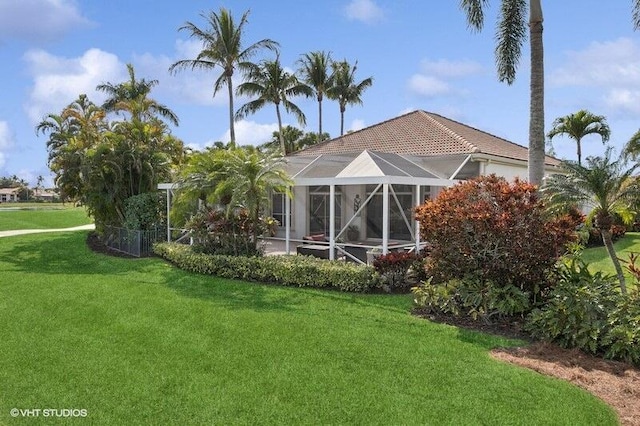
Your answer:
[372,251,423,293]
[123,192,164,230]
[186,208,277,257]
[415,175,582,301]
[412,277,531,322]
[586,224,626,247]
[153,242,380,292]
[525,259,621,354]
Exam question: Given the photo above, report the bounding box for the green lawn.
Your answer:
[0,206,91,231]
[580,232,640,282]
[0,231,617,425]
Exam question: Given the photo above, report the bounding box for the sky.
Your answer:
[1,0,639,187]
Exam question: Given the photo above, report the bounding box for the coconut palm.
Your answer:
[460,0,545,185]
[542,149,640,294]
[169,8,279,146]
[98,64,179,126]
[297,51,334,140]
[326,60,373,136]
[547,110,610,165]
[236,56,312,154]
[622,129,640,161]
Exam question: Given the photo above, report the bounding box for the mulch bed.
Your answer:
[415,309,640,426]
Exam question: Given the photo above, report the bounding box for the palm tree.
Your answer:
[326,60,373,136]
[634,0,640,28]
[169,8,279,146]
[547,110,610,165]
[97,64,179,126]
[460,0,545,185]
[297,51,334,140]
[622,129,640,161]
[235,56,312,154]
[542,149,640,294]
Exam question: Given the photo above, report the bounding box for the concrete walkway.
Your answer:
[0,223,95,238]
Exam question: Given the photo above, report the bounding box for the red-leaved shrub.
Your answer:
[415,175,582,298]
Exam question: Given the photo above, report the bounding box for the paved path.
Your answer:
[0,223,95,238]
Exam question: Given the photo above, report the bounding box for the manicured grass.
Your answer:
[580,232,640,282]
[0,232,617,424]
[0,206,91,231]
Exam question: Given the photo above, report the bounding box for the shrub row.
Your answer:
[153,242,380,292]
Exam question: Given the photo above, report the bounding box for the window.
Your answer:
[309,186,342,235]
[271,192,291,228]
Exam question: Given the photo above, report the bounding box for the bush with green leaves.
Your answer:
[186,208,277,257]
[123,192,164,230]
[153,242,380,292]
[525,259,621,354]
[412,277,531,322]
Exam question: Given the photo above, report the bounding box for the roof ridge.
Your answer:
[420,111,479,153]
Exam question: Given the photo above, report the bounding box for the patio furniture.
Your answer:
[296,244,330,259]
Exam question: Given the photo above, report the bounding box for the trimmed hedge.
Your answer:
[153,242,380,292]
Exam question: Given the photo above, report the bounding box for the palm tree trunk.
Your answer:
[318,96,323,142]
[528,0,545,186]
[340,103,346,136]
[275,104,286,154]
[576,138,582,165]
[227,75,236,147]
[601,229,628,294]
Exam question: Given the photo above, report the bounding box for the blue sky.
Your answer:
[1,0,639,186]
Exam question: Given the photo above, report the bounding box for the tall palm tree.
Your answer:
[235,56,312,154]
[547,110,610,165]
[460,0,545,185]
[296,51,334,140]
[326,60,373,136]
[169,8,279,146]
[542,149,640,294]
[634,0,640,28]
[97,64,179,126]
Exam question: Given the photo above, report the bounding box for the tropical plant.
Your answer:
[547,110,610,165]
[542,149,640,294]
[236,55,312,154]
[326,60,373,136]
[259,126,329,154]
[169,8,279,146]
[622,128,640,161]
[460,0,545,185]
[97,64,179,126]
[297,51,334,141]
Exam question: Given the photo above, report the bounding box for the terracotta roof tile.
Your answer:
[292,110,560,166]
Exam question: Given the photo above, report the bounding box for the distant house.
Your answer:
[0,187,20,203]
[276,110,560,261]
[32,188,58,202]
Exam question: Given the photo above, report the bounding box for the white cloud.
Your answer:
[348,119,366,132]
[24,48,124,123]
[419,59,484,77]
[407,58,482,99]
[344,0,384,24]
[408,75,451,97]
[0,121,15,169]
[218,120,279,147]
[0,0,91,42]
[550,38,640,115]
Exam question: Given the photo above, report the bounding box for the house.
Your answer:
[32,188,58,202]
[276,110,560,261]
[0,187,20,203]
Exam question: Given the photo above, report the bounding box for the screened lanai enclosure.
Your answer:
[277,150,461,262]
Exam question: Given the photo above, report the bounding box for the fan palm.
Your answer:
[297,51,334,140]
[542,149,640,294]
[169,8,279,146]
[326,60,373,136]
[236,56,312,154]
[547,110,610,165]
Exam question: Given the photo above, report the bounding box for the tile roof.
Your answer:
[292,110,560,166]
